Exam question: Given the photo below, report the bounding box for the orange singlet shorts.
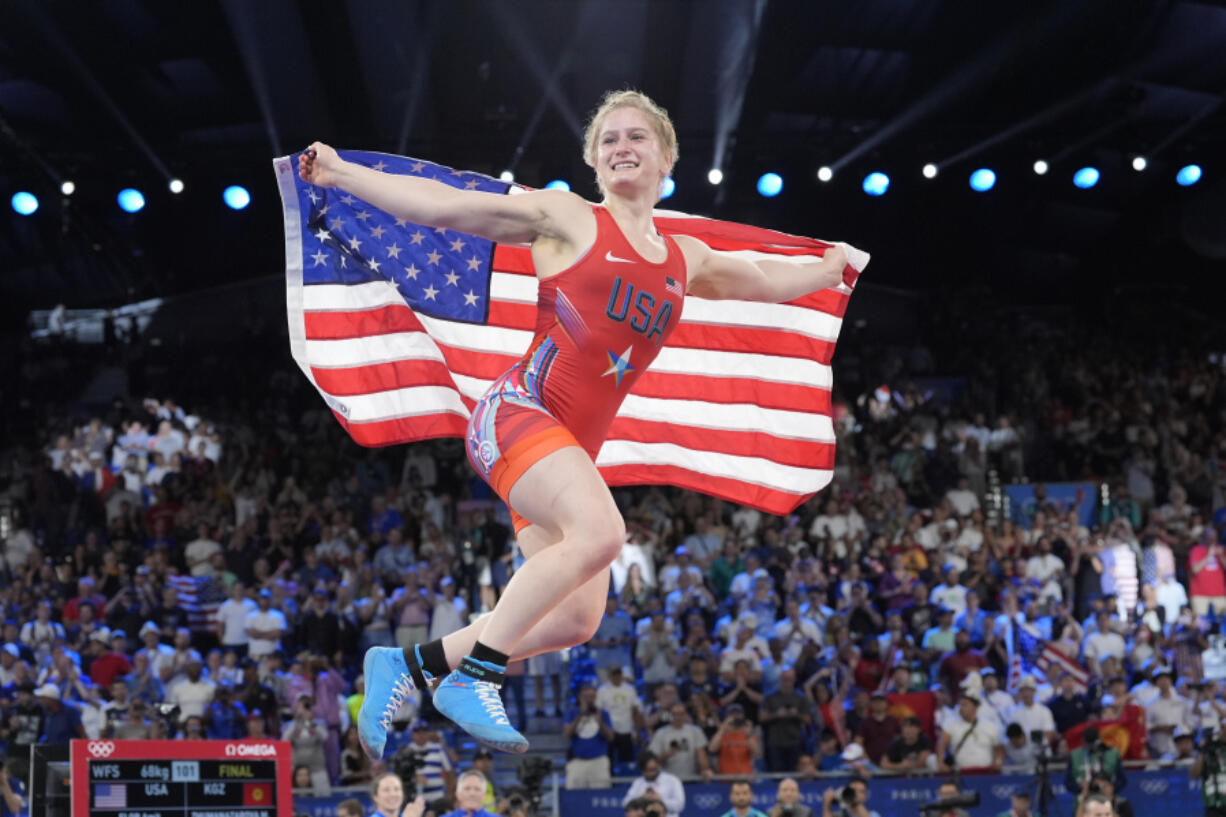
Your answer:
[465,356,584,534]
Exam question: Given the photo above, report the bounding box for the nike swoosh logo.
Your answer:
[605,251,633,263]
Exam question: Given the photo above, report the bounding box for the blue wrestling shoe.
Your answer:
[358,646,420,760]
[432,658,529,754]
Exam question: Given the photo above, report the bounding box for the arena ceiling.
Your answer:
[1,0,1224,316]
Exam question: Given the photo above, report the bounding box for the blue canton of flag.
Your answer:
[1013,620,1044,673]
[298,151,508,325]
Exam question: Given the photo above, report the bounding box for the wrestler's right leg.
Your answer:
[429,445,623,753]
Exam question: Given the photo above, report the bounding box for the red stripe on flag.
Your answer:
[598,463,812,516]
[606,418,835,470]
[333,410,470,447]
[630,372,831,414]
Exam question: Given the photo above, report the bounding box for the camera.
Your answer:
[830,785,858,811]
[387,746,426,801]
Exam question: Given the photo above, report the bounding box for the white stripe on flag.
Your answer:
[595,439,830,493]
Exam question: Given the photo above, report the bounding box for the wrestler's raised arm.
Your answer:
[298,141,588,247]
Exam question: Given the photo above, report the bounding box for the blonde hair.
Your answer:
[582,90,678,197]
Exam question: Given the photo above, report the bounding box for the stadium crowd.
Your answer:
[1,295,1224,817]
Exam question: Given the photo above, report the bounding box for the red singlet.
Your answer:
[466,205,688,531]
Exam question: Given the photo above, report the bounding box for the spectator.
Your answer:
[937,630,988,691]
[709,703,759,776]
[1049,672,1092,735]
[369,772,421,817]
[881,715,935,772]
[402,723,454,804]
[597,665,645,766]
[761,669,814,773]
[931,779,973,817]
[647,702,712,781]
[282,695,330,795]
[339,725,373,786]
[589,595,635,678]
[1007,676,1058,749]
[216,583,257,657]
[563,684,615,789]
[856,691,901,765]
[637,612,681,695]
[1146,667,1192,757]
[204,681,247,739]
[622,752,684,817]
[168,658,214,724]
[35,683,84,743]
[244,590,287,659]
[428,576,468,642]
[937,690,1002,771]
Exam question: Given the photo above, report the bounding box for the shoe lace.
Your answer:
[474,680,510,726]
[379,674,416,730]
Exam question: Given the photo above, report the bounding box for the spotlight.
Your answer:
[544,180,570,191]
[60,181,76,196]
[707,168,724,185]
[1033,160,1049,175]
[757,173,783,198]
[1073,167,1099,189]
[1131,156,1147,172]
[817,166,833,183]
[223,185,251,210]
[922,163,938,179]
[169,178,185,194]
[117,188,146,213]
[1176,164,1202,186]
[11,192,38,216]
[660,177,675,199]
[969,168,996,192]
[499,170,515,183]
[862,172,890,197]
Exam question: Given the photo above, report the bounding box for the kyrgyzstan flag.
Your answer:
[886,691,937,740]
[243,782,273,807]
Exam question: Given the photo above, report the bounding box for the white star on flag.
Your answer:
[369,258,381,272]
[314,228,330,243]
[449,237,466,252]
[386,243,402,259]
[348,236,362,250]
[370,225,386,239]
[405,263,420,280]
[340,195,356,205]
[465,256,481,271]
[311,250,328,266]
[426,249,442,265]
[463,290,480,307]
[444,270,460,286]
[422,283,439,301]
[372,161,388,171]
[306,189,320,204]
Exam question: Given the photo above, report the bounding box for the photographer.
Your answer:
[1190,723,1226,817]
[928,780,971,817]
[821,776,879,817]
[1076,793,1116,817]
[1065,726,1125,808]
[282,694,330,795]
[769,778,813,817]
[563,684,614,789]
[623,752,684,817]
[1076,773,1132,817]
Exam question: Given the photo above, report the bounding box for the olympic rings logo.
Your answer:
[87,741,116,758]
[1140,780,1169,795]
[992,785,1019,798]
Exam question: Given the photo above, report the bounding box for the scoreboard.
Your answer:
[71,740,292,817]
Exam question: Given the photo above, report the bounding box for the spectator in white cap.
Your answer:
[135,620,174,682]
[0,643,22,686]
[719,619,766,682]
[36,683,85,744]
[1008,675,1058,749]
[657,546,701,595]
[837,741,878,775]
[937,689,1003,771]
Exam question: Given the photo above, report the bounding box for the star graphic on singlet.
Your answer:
[602,346,636,387]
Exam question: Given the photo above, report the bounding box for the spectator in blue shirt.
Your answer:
[204,682,247,739]
[34,684,84,744]
[0,762,25,817]
[589,596,635,677]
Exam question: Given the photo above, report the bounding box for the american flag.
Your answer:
[95,783,127,808]
[1036,643,1090,694]
[274,151,868,515]
[166,574,227,634]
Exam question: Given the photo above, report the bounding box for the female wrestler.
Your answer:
[298,90,848,756]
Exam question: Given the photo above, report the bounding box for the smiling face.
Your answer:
[592,106,674,201]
